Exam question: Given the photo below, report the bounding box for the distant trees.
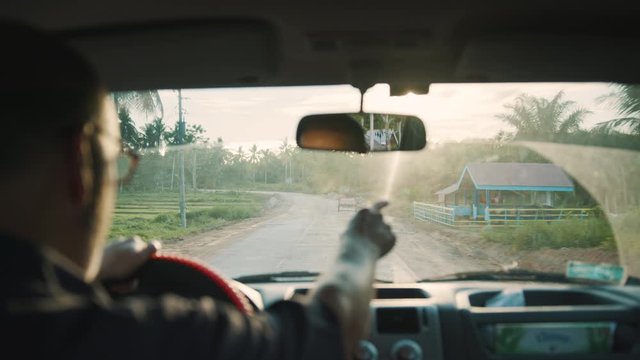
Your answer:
[141,118,167,148]
[258,149,277,184]
[114,90,165,151]
[165,123,208,145]
[279,138,294,183]
[496,91,591,141]
[494,90,640,151]
[113,91,164,120]
[595,84,640,135]
[118,108,141,150]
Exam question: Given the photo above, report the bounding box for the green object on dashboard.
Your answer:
[566,261,626,284]
[494,322,615,355]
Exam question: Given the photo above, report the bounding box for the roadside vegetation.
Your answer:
[109,191,267,242]
[481,218,616,251]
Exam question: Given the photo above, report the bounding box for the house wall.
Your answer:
[452,206,472,216]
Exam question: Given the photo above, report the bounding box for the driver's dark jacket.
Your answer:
[0,234,344,359]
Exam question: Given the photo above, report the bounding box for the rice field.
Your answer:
[108,191,267,242]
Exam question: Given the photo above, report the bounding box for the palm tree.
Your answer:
[279,138,294,183]
[117,108,141,149]
[248,144,259,164]
[234,146,246,163]
[259,149,274,184]
[141,118,167,148]
[595,84,640,135]
[112,91,164,121]
[248,144,260,182]
[496,91,591,141]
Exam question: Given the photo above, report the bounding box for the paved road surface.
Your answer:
[166,193,494,282]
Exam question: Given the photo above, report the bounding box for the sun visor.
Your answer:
[455,34,640,83]
[64,20,279,91]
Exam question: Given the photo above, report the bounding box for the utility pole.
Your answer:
[289,157,293,184]
[178,89,187,228]
[369,113,374,151]
[384,114,390,150]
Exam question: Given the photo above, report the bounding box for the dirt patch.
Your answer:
[409,218,619,274]
[408,219,507,266]
[517,248,619,274]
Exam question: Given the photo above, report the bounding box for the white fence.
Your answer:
[413,201,594,227]
[413,202,455,226]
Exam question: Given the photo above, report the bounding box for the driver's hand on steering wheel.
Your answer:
[98,237,160,291]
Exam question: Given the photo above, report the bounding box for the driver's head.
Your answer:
[0,21,120,280]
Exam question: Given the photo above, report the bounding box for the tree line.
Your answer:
[114,86,640,213]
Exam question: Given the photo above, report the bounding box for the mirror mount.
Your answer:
[355,84,371,113]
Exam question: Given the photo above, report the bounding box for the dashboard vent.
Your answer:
[468,289,620,307]
[290,288,429,299]
[376,288,429,299]
[292,288,310,296]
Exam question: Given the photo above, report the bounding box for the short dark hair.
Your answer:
[0,20,103,172]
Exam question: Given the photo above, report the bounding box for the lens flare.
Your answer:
[159,139,167,157]
[382,152,402,201]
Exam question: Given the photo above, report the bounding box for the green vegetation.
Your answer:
[109,191,267,242]
[595,84,640,135]
[496,90,590,142]
[481,218,616,251]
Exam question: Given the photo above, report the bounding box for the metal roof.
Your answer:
[436,162,575,194]
[435,184,459,195]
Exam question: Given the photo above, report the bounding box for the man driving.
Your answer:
[0,22,396,359]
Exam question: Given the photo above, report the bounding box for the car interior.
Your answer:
[2,1,640,359]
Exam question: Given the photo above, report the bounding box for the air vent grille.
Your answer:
[291,287,429,299]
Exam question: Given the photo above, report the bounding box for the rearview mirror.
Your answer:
[296,113,426,153]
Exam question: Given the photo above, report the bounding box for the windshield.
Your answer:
[110,83,640,283]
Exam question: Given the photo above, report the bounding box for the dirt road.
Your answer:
[164,192,498,282]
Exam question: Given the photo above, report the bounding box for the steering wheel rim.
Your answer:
[133,253,254,314]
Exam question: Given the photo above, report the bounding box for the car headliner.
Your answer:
[2,0,640,92]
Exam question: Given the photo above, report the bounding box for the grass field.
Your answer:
[109,191,268,242]
[480,218,616,251]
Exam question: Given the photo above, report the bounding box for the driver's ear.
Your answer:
[66,130,94,206]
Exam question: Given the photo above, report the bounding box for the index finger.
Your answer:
[143,241,161,256]
[370,201,389,214]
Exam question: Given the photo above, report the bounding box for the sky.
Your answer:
[138,82,620,151]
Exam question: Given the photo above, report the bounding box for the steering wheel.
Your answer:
[128,253,254,314]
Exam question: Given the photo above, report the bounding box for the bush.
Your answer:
[152,213,178,225]
[482,218,615,251]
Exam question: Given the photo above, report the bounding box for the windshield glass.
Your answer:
[110,83,640,283]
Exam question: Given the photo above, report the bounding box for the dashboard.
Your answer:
[236,281,640,360]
